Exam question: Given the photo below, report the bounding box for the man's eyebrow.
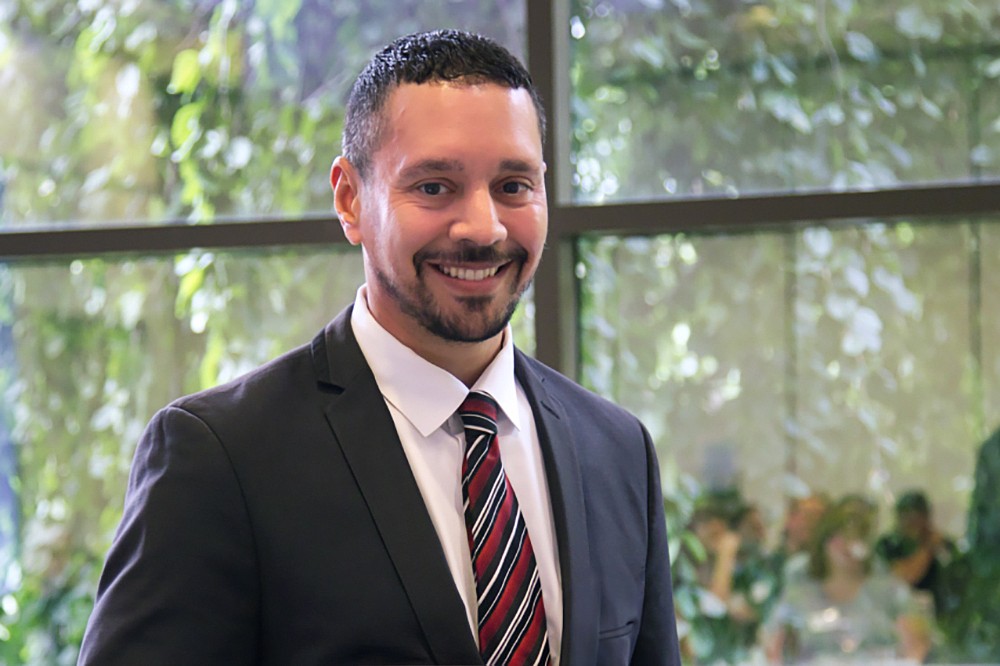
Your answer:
[398,158,542,180]
[500,159,541,174]
[398,159,464,180]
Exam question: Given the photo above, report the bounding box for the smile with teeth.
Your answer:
[437,264,502,281]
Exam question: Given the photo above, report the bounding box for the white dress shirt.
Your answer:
[350,286,563,663]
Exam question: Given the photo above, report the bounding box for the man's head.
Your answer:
[688,504,731,554]
[331,31,548,360]
[342,30,546,180]
[895,490,932,540]
[784,494,829,553]
[808,497,875,579]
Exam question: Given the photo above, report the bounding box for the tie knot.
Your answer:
[458,390,499,435]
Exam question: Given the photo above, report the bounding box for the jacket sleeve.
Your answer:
[630,424,683,665]
[78,405,259,665]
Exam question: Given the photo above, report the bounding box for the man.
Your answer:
[78,30,680,665]
[680,496,762,664]
[776,493,828,584]
[875,490,956,615]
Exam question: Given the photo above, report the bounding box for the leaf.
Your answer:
[630,40,665,69]
[199,329,225,389]
[175,265,205,316]
[697,588,729,618]
[896,6,943,41]
[825,291,858,321]
[918,96,943,121]
[167,49,202,95]
[970,144,993,167]
[114,63,140,101]
[225,136,253,170]
[170,101,204,156]
[770,56,797,86]
[762,92,812,133]
[803,227,833,257]
[844,264,870,297]
[842,306,883,355]
[832,0,855,13]
[873,266,919,314]
[845,31,878,63]
[815,102,846,126]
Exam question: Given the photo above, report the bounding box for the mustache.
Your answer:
[414,244,528,267]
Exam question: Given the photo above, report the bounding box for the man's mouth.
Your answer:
[436,264,503,281]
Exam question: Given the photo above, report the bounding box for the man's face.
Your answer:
[899,509,929,540]
[825,527,870,570]
[693,516,727,553]
[340,82,547,347]
[785,497,826,552]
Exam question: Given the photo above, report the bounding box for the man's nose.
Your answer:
[450,188,507,246]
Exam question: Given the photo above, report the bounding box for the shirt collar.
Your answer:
[349,285,523,436]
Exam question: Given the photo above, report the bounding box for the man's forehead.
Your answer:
[371,82,544,178]
[382,81,541,129]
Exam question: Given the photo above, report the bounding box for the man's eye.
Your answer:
[418,182,446,195]
[500,181,529,195]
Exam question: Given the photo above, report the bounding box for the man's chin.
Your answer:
[424,316,509,344]
[422,299,519,344]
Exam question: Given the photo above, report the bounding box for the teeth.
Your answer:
[440,265,499,281]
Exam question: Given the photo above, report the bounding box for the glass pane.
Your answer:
[0,0,525,229]
[578,219,1000,663]
[569,1,1000,203]
[0,247,531,663]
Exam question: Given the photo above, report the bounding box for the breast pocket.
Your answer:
[596,620,636,664]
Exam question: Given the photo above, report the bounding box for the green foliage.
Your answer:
[569,0,1000,201]
[935,428,1000,661]
[0,555,100,666]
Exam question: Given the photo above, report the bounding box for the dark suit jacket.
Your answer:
[79,306,681,665]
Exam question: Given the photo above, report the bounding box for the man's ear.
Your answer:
[331,156,363,245]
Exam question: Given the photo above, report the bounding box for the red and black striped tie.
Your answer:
[459,391,551,666]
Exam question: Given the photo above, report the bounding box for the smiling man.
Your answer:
[79,30,681,666]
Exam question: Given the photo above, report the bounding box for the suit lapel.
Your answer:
[311,308,481,665]
[515,352,599,665]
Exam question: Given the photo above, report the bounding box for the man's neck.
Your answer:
[823,570,865,603]
[359,287,508,387]
[415,333,504,388]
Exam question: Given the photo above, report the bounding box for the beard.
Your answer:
[373,244,531,343]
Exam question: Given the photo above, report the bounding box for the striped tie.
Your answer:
[459,391,551,666]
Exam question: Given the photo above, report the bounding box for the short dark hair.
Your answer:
[896,490,930,515]
[341,30,546,178]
